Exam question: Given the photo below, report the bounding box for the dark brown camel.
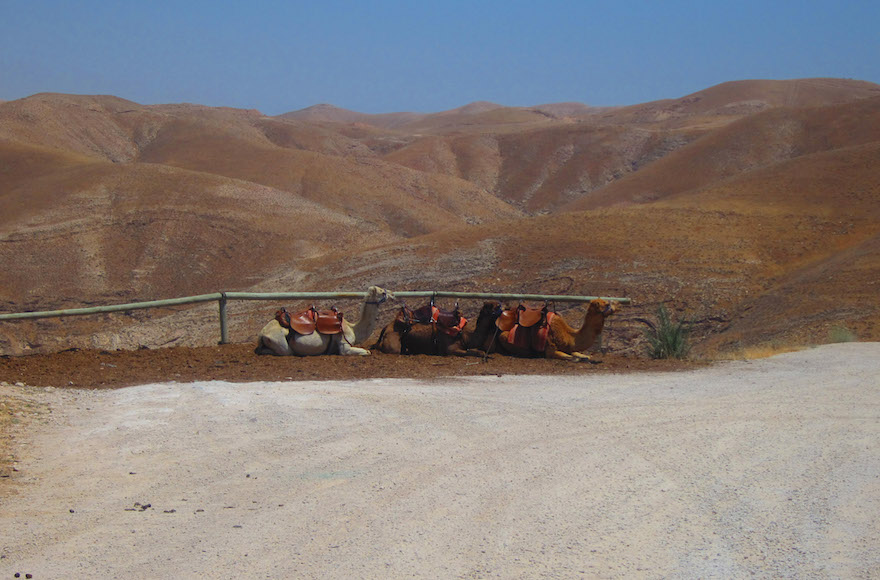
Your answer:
[373,301,501,356]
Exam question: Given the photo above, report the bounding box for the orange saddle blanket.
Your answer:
[496,304,555,352]
[399,303,467,336]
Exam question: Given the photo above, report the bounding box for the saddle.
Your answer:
[275,306,344,335]
[398,301,467,337]
[496,304,555,352]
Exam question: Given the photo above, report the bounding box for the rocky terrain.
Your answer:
[1,77,879,358]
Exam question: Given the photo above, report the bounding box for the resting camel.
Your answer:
[468,301,504,352]
[476,299,619,361]
[255,286,392,356]
[373,301,487,356]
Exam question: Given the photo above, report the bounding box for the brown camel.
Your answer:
[467,301,504,353]
[476,299,619,361]
[373,302,486,356]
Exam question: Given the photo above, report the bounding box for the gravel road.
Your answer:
[2,343,878,579]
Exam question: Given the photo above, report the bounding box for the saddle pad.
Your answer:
[496,309,518,332]
[517,307,546,328]
[275,308,316,335]
[406,304,463,331]
[505,312,555,352]
[435,309,462,328]
[532,312,555,352]
[411,304,438,324]
[506,324,531,350]
[315,310,344,335]
[289,310,319,335]
[438,316,467,336]
[275,307,344,335]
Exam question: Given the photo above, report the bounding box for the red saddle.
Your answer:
[275,306,344,335]
[496,304,555,352]
[399,302,467,336]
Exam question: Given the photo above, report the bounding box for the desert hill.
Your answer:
[1,78,878,357]
[564,94,880,211]
[280,100,554,133]
[0,94,519,297]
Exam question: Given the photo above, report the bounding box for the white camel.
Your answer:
[255,286,392,356]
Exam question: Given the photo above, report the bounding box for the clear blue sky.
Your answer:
[2,0,878,115]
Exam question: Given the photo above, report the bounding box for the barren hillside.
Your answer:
[1,78,878,357]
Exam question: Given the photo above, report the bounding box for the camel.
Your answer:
[476,298,619,361]
[467,301,504,353]
[373,301,487,356]
[255,286,392,356]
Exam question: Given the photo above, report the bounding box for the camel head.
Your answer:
[475,300,502,324]
[581,299,618,334]
[365,285,393,305]
[347,286,394,344]
[469,300,503,350]
[588,298,619,319]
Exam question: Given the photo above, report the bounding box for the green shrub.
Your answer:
[645,304,692,359]
[829,325,857,343]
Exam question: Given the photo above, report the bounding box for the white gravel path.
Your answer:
[2,343,878,579]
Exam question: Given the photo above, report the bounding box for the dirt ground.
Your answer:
[0,345,698,487]
[0,343,697,389]
[1,343,877,578]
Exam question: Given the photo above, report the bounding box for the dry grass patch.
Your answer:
[708,340,821,361]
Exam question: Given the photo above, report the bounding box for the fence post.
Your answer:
[218,292,228,345]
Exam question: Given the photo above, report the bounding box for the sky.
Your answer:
[2,0,879,115]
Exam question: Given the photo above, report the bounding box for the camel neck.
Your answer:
[352,301,380,344]
[573,312,604,350]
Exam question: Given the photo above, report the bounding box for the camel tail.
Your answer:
[371,325,388,351]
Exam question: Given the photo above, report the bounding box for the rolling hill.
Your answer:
[1,78,878,357]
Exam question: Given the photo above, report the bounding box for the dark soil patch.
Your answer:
[0,343,702,389]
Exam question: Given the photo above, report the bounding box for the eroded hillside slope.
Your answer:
[1,79,878,356]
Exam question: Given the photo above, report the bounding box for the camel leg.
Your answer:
[444,340,484,357]
[372,325,402,354]
[448,347,486,357]
[463,348,492,357]
[452,343,495,357]
[545,345,589,362]
[255,320,293,356]
[337,334,371,356]
[339,344,371,356]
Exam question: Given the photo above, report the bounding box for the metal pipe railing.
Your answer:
[0,293,225,321]
[391,291,631,304]
[0,290,632,345]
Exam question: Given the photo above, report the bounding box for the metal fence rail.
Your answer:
[0,290,631,344]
